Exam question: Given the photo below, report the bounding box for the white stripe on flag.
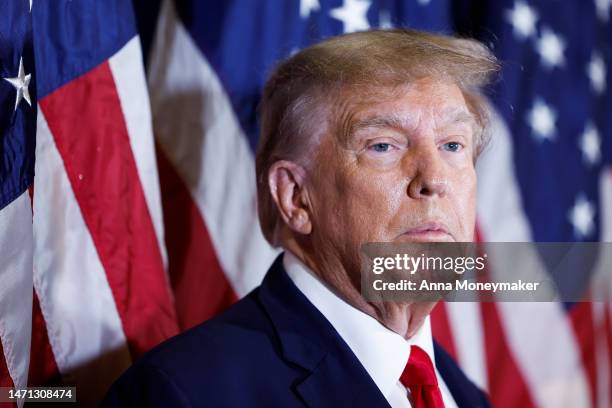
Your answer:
[108,35,168,271]
[496,302,591,408]
[0,191,33,405]
[445,302,488,391]
[33,110,131,404]
[599,168,612,244]
[593,168,612,408]
[148,0,279,296]
[477,106,591,407]
[476,103,533,242]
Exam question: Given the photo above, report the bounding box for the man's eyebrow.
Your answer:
[349,114,408,134]
[349,110,476,135]
[440,110,477,127]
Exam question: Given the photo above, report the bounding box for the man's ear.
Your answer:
[268,160,312,235]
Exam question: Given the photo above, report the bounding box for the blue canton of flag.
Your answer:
[0,0,36,210]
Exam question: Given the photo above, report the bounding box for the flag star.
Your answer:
[3,57,32,112]
[587,52,606,94]
[568,195,596,239]
[505,1,538,39]
[300,0,319,19]
[580,123,601,165]
[29,0,32,11]
[330,0,371,33]
[378,9,393,29]
[535,28,566,69]
[527,99,556,141]
[417,0,431,4]
[595,0,612,22]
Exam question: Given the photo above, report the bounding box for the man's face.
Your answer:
[308,77,477,269]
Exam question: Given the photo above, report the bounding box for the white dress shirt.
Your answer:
[283,251,458,408]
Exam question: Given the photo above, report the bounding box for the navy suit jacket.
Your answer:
[103,254,491,407]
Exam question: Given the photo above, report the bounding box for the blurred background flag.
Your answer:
[450,2,612,408]
[133,0,612,407]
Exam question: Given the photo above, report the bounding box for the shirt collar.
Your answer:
[283,250,436,400]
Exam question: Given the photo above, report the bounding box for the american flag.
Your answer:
[1,0,610,407]
[1,0,180,406]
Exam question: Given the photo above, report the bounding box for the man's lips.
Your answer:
[400,222,453,241]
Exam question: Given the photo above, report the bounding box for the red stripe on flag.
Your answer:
[568,302,597,407]
[0,340,16,408]
[481,302,537,408]
[39,62,178,358]
[431,302,458,361]
[27,291,61,386]
[607,305,612,399]
[0,350,12,387]
[157,146,237,331]
[475,227,535,407]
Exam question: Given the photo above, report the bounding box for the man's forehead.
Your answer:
[329,79,475,143]
[339,80,467,114]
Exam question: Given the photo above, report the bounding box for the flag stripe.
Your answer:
[601,303,612,406]
[0,312,16,408]
[0,192,33,395]
[445,302,488,392]
[33,110,132,404]
[593,302,611,408]
[157,147,237,329]
[108,36,168,270]
[494,299,591,407]
[477,107,592,407]
[147,0,278,301]
[568,302,598,407]
[472,105,537,404]
[147,0,240,329]
[27,291,61,387]
[38,60,178,358]
[430,303,458,361]
[598,169,612,407]
[0,346,15,408]
[481,302,537,408]
[0,344,13,388]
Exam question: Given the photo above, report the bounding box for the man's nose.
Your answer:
[405,146,448,199]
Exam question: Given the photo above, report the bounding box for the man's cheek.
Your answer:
[457,191,477,240]
[354,170,399,195]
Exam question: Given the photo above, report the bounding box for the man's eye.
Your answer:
[370,143,392,152]
[442,142,462,152]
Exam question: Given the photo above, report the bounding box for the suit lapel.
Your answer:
[295,351,390,408]
[258,254,390,408]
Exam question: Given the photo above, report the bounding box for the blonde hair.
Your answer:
[256,29,500,246]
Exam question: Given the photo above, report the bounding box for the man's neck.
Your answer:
[281,241,434,340]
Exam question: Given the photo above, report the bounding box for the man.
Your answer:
[104,29,498,407]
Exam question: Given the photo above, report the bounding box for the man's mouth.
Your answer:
[399,222,454,242]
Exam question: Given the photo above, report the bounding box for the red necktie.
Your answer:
[400,345,446,408]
